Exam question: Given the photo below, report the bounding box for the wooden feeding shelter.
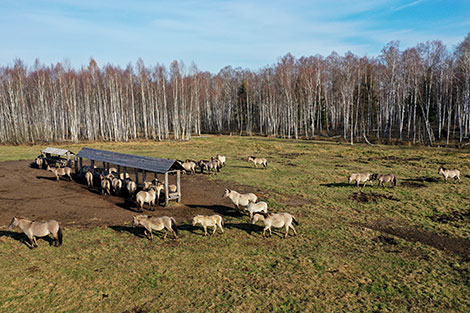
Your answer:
[76,147,185,206]
[41,147,75,167]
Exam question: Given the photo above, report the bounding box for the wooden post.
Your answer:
[79,157,83,170]
[176,170,181,202]
[165,172,169,207]
[91,160,95,169]
[117,165,121,178]
[135,168,139,184]
[123,167,127,180]
[143,170,147,183]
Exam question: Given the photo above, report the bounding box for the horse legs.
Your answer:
[212,226,217,236]
[203,226,208,236]
[218,222,224,233]
[284,226,289,238]
[290,224,297,236]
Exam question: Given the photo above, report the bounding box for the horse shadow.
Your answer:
[232,165,254,169]
[109,225,146,238]
[224,222,261,235]
[320,182,352,188]
[402,176,440,184]
[177,223,200,235]
[186,204,245,218]
[115,199,143,213]
[0,230,56,248]
[35,175,59,181]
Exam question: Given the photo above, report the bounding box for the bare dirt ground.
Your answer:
[0,160,262,228]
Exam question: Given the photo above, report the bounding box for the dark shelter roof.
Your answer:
[76,147,184,173]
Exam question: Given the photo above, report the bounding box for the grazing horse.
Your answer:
[177,160,196,175]
[222,189,257,210]
[47,165,72,181]
[9,216,63,248]
[251,212,298,238]
[248,156,268,168]
[132,215,178,240]
[136,187,157,210]
[438,168,461,183]
[348,172,372,187]
[127,180,137,198]
[247,201,268,219]
[373,174,397,187]
[192,215,224,236]
[100,175,111,195]
[85,171,94,188]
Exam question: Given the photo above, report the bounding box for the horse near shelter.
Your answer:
[76,148,185,206]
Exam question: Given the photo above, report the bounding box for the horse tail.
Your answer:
[170,217,178,235]
[57,224,63,246]
[292,216,299,225]
[393,176,397,187]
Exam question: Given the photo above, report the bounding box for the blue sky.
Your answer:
[1,0,469,73]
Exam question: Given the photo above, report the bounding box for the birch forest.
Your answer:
[1,35,470,145]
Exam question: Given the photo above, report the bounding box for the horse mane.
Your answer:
[253,212,271,218]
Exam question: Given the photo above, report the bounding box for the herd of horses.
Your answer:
[8,151,461,248]
[10,153,285,248]
[348,167,461,188]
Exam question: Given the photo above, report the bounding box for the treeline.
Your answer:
[1,34,470,145]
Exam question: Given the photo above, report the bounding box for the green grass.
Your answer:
[1,136,469,312]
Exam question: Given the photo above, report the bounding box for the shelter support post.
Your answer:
[176,170,181,202]
[165,172,169,207]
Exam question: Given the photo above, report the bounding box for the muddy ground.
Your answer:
[0,160,263,228]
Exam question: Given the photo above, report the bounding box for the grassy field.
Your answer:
[0,136,469,312]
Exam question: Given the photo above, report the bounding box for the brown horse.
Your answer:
[47,165,72,181]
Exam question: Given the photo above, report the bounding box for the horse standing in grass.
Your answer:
[438,168,461,183]
[373,174,397,187]
[9,216,63,248]
[348,172,372,187]
[247,201,268,219]
[222,189,257,210]
[251,212,298,238]
[47,165,72,181]
[192,215,224,236]
[248,156,268,168]
[132,215,178,240]
[216,154,226,167]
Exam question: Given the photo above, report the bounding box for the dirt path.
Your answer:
[0,160,258,228]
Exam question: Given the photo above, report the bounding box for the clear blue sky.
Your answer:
[1,0,469,73]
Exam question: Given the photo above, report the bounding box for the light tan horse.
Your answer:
[251,212,298,238]
[85,171,93,188]
[132,215,178,240]
[248,156,268,168]
[177,160,196,175]
[373,173,397,187]
[216,154,226,167]
[127,180,137,198]
[348,172,372,187]
[47,165,72,181]
[109,167,117,173]
[9,216,63,248]
[247,201,268,219]
[222,189,257,210]
[136,187,157,210]
[100,175,111,195]
[119,172,130,180]
[192,215,224,236]
[112,177,123,194]
[35,155,44,169]
[438,168,461,183]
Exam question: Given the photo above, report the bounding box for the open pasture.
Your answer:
[0,136,469,312]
